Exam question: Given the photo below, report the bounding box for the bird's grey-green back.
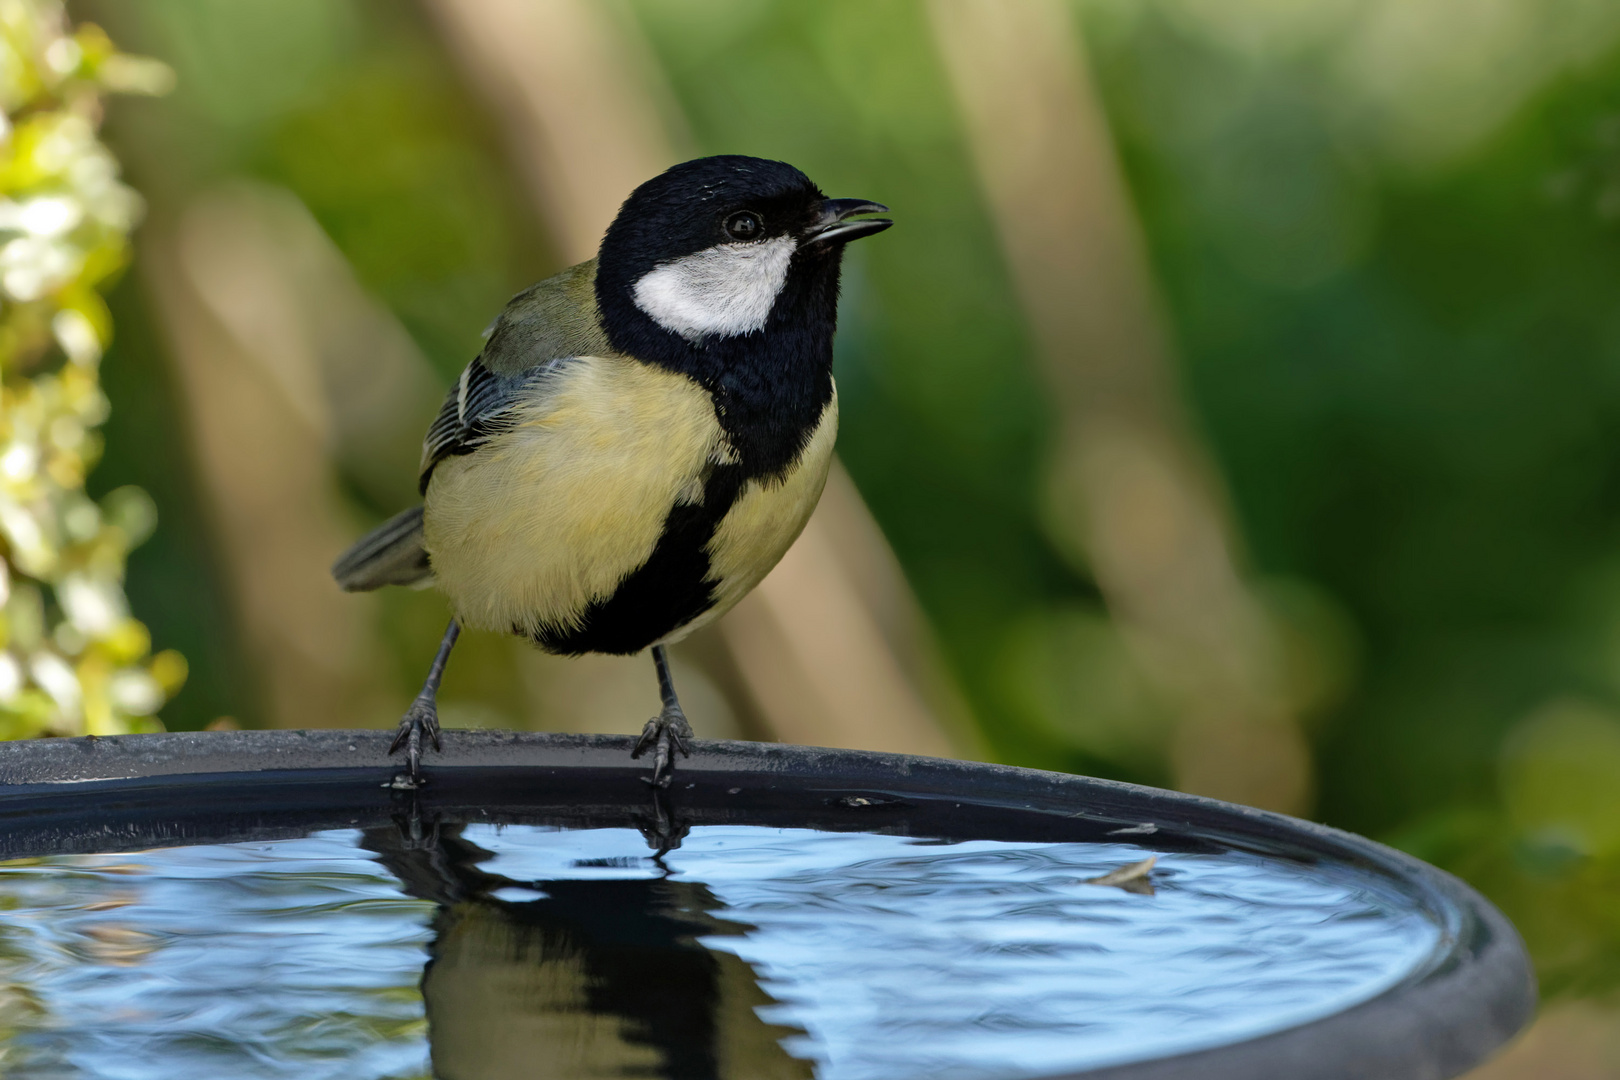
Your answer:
[480,259,616,376]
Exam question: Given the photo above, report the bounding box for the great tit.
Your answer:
[332,155,892,787]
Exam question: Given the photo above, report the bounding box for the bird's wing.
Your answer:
[419,259,615,492]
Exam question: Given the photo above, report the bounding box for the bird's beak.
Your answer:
[804,198,893,246]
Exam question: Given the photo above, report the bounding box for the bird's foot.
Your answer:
[388,695,442,787]
[632,704,692,787]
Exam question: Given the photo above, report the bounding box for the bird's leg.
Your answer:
[632,644,693,787]
[389,618,461,787]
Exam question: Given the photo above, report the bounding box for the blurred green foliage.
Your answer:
[1084,0,1620,998]
[67,0,1620,1012]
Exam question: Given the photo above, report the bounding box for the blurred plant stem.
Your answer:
[417,0,685,265]
[930,0,1308,811]
[422,0,970,757]
[0,0,183,738]
[139,186,422,730]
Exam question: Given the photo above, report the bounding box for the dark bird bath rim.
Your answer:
[0,730,1534,1080]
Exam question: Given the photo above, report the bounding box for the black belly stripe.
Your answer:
[529,465,746,656]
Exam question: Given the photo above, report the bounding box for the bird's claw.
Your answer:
[632,705,692,787]
[388,695,442,786]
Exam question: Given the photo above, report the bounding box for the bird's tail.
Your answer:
[332,506,434,592]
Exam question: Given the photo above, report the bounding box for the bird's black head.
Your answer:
[593,155,891,478]
[594,155,889,364]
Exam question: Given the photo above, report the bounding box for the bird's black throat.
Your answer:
[596,244,843,483]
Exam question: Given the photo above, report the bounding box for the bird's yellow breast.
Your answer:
[422,355,836,646]
[423,357,724,636]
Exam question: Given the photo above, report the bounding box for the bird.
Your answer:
[331,155,892,788]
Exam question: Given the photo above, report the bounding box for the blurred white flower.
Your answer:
[52,309,101,365]
[0,652,22,702]
[0,440,36,482]
[17,195,81,237]
[58,573,125,635]
[0,502,51,577]
[0,234,76,300]
[109,670,163,715]
[29,650,79,716]
[41,33,77,75]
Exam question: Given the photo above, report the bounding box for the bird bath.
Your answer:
[0,731,1532,1079]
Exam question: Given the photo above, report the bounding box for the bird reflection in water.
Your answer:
[363,791,813,1080]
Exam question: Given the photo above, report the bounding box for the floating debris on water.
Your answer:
[1085,854,1159,895]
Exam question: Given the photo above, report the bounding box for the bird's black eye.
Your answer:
[725,211,763,240]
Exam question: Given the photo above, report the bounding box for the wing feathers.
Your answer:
[418,358,562,493]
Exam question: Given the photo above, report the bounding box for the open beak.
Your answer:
[805,198,893,246]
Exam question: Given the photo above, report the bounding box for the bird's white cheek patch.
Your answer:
[632,235,796,340]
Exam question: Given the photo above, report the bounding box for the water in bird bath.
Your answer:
[0,822,1442,1080]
